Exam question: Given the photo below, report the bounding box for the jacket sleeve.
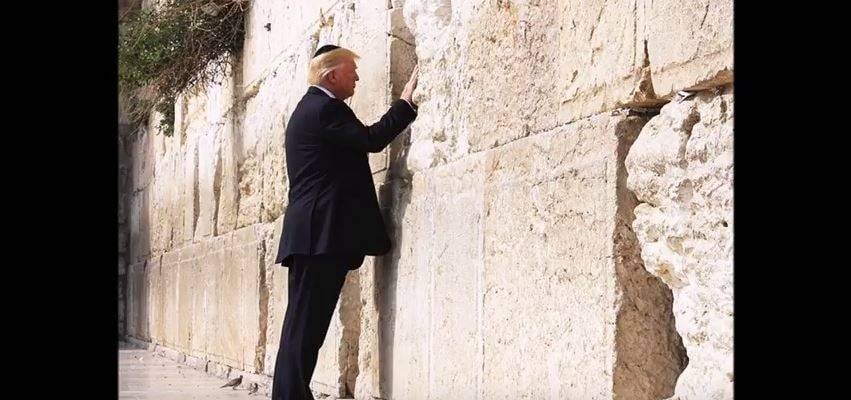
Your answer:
[319,98,417,153]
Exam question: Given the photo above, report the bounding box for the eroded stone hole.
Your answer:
[612,116,688,400]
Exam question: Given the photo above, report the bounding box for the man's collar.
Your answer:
[311,84,336,99]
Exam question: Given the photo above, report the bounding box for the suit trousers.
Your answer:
[271,254,350,400]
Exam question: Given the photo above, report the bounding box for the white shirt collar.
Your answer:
[311,84,336,99]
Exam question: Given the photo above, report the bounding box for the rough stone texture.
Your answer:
[312,295,347,397]
[339,270,363,396]
[126,261,149,341]
[241,0,342,88]
[370,155,486,400]
[376,177,427,400]
[119,346,258,400]
[128,128,153,264]
[626,87,734,400]
[119,132,131,338]
[184,354,209,371]
[425,156,484,400]
[125,0,732,398]
[353,256,382,400]
[389,7,415,45]
[262,216,287,376]
[480,116,625,400]
[207,226,266,373]
[146,256,165,344]
[402,0,733,171]
[612,118,687,400]
[639,0,734,96]
[370,115,688,400]
[126,227,268,374]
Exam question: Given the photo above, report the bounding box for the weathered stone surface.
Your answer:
[426,156,484,400]
[353,256,381,400]
[312,294,346,397]
[216,116,242,235]
[184,354,209,371]
[365,155,482,400]
[339,270,362,396]
[118,276,126,332]
[206,226,265,373]
[188,242,212,359]
[262,217,287,376]
[402,0,733,170]
[193,124,221,238]
[612,117,687,400]
[174,246,196,354]
[464,0,561,151]
[388,8,415,45]
[640,0,733,96]
[154,345,185,363]
[481,115,627,399]
[208,360,232,379]
[130,127,155,193]
[127,226,268,372]
[233,225,267,374]
[377,177,428,400]
[146,256,165,345]
[128,187,151,263]
[126,261,149,340]
[173,132,196,246]
[241,0,341,86]
[163,250,183,350]
[554,0,642,120]
[366,115,688,400]
[124,1,732,398]
[626,88,734,400]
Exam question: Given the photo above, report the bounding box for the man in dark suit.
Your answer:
[271,44,419,400]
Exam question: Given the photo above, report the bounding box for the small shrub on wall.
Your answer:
[119,0,248,135]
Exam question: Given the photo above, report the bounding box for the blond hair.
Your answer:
[307,47,360,85]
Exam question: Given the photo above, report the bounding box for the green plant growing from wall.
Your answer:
[119,0,248,135]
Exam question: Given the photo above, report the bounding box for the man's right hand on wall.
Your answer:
[401,64,419,106]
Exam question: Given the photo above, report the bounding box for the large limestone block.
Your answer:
[425,155,484,400]
[626,88,734,400]
[354,256,381,400]
[640,0,733,95]
[216,116,243,235]
[241,0,341,85]
[312,298,346,396]
[373,155,484,400]
[129,188,152,263]
[232,225,266,373]
[402,0,732,170]
[187,242,211,358]
[481,115,639,399]
[263,217,287,376]
[146,256,166,344]
[160,249,181,349]
[377,177,430,400]
[130,127,155,192]
[211,226,264,372]
[126,261,150,340]
[202,233,229,365]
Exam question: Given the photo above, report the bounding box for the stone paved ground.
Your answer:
[119,341,264,400]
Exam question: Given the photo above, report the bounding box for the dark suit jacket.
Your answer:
[275,86,417,269]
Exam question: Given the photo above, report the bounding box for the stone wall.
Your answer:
[124,0,733,398]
